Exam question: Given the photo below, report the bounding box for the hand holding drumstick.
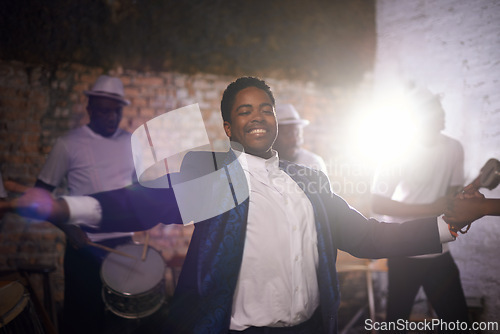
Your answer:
[444,194,500,229]
[444,158,500,233]
[444,181,500,233]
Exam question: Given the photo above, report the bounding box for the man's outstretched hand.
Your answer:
[4,187,89,248]
[10,187,70,225]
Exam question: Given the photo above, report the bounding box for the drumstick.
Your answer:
[87,241,138,260]
[456,158,499,194]
[141,230,150,261]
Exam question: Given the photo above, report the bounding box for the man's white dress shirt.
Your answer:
[229,151,319,330]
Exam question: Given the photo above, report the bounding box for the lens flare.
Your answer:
[350,90,418,164]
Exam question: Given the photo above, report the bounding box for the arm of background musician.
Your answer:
[371,193,449,218]
[444,197,500,226]
[34,179,57,192]
[483,199,500,216]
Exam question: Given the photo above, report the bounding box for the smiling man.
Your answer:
[8,77,486,334]
[222,81,277,159]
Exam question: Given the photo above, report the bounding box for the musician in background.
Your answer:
[35,75,136,334]
[273,104,327,174]
[370,88,469,326]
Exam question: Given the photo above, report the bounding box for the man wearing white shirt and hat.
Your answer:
[35,75,136,334]
[273,104,327,174]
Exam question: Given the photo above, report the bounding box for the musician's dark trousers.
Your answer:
[386,252,469,331]
[62,237,131,334]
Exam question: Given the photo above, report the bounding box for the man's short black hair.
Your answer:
[221,77,275,123]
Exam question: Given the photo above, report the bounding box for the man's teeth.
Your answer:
[249,129,266,134]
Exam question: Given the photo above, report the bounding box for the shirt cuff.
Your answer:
[61,195,102,229]
[437,215,455,243]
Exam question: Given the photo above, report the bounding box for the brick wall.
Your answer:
[374,0,500,324]
[0,60,367,311]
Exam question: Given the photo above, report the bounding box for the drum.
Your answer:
[101,244,166,319]
[0,281,45,334]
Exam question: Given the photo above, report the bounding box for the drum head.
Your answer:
[0,281,28,328]
[101,244,165,295]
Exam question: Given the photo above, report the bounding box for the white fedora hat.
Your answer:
[84,75,130,105]
[275,104,310,126]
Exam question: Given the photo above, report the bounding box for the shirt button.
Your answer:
[292,225,297,231]
[295,255,299,261]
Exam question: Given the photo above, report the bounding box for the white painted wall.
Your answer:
[375,0,500,324]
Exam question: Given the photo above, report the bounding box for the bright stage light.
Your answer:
[350,90,418,164]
